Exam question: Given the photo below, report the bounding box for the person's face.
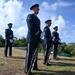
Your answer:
[47,22,52,27]
[8,25,12,29]
[32,7,40,15]
[55,27,58,31]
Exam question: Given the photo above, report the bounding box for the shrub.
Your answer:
[58,43,75,57]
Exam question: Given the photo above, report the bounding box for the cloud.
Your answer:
[70,29,75,36]
[63,31,70,38]
[51,15,66,32]
[4,0,24,27]
[40,0,75,43]
[0,0,5,8]
[40,2,71,43]
[63,30,75,43]
[13,25,28,38]
[49,15,75,43]
[0,0,75,43]
[0,0,27,38]
[39,11,68,42]
[41,0,74,10]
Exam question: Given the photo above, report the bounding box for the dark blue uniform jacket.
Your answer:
[5,28,13,40]
[44,26,52,45]
[52,31,60,43]
[26,14,42,43]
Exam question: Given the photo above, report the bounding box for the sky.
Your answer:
[0,0,75,43]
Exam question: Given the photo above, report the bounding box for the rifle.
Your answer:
[27,43,39,75]
[46,44,53,65]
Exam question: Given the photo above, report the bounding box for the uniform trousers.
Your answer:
[4,39,12,57]
[25,42,39,73]
[53,42,58,59]
[44,43,51,64]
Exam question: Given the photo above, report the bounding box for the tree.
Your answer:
[13,37,26,47]
[58,42,75,56]
[0,35,5,47]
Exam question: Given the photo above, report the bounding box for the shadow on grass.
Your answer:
[58,57,75,61]
[11,56,26,59]
[11,56,75,66]
[11,56,43,60]
[38,56,75,61]
[32,70,75,75]
[49,61,75,66]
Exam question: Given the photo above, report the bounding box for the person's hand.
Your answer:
[9,39,13,43]
[40,32,44,39]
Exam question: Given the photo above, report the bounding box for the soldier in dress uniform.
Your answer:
[43,20,52,65]
[4,23,14,57]
[52,26,61,60]
[24,4,42,74]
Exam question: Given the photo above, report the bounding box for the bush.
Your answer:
[38,43,44,53]
[58,43,75,57]
[38,40,44,53]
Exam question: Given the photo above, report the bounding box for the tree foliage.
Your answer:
[0,35,5,47]
[0,34,75,56]
[13,37,26,47]
[58,42,75,56]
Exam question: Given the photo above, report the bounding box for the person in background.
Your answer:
[4,23,14,57]
[24,4,42,74]
[43,20,52,65]
[52,26,61,60]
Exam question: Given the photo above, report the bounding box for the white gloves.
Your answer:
[9,39,13,43]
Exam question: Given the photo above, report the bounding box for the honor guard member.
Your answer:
[4,23,14,57]
[43,20,52,65]
[52,26,61,60]
[25,4,42,74]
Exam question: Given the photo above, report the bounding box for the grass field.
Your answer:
[0,48,75,75]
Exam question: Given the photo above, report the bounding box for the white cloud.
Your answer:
[63,31,70,38]
[39,12,68,42]
[71,30,75,36]
[0,0,27,38]
[0,0,5,8]
[41,2,50,9]
[41,0,74,10]
[51,15,66,33]
[49,15,75,43]
[13,25,28,38]
[40,0,75,43]
[0,0,75,43]
[4,0,24,27]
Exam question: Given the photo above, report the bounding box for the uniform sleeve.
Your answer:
[12,31,14,38]
[58,34,60,40]
[26,14,39,35]
[52,32,55,41]
[5,29,8,39]
[44,27,50,40]
[35,28,42,36]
